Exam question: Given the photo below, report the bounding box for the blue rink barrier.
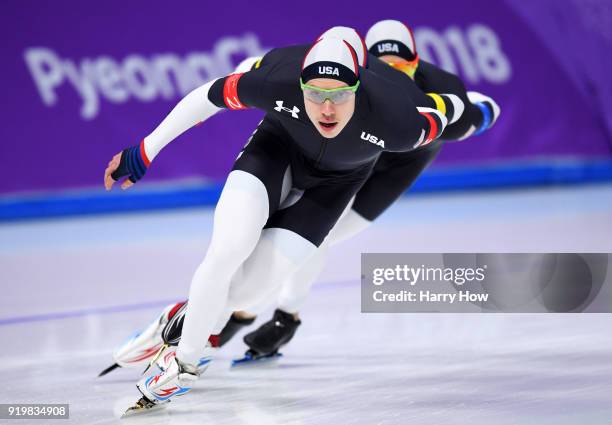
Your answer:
[2,160,612,221]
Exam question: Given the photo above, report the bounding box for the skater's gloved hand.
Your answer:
[467,91,501,135]
[104,140,151,190]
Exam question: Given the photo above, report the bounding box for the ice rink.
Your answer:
[1,184,612,424]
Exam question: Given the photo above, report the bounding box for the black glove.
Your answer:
[111,144,149,183]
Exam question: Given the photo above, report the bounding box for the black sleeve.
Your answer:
[398,74,437,110]
[208,78,228,108]
[258,45,308,68]
[396,108,447,152]
[207,66,272,110]
[396,80,448,151]
[416,61,469,102]
[388,97,447,152]
[368,56,437,109]
[416,61,483,141]
[257,48,283,68]
[435,69,482,140]
[442,103,483,140]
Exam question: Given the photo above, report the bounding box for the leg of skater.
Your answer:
[131,127,294,407]
[239,142,444,359]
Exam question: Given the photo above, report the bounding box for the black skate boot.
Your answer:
[218,314,256,346]
[232,309,301,366]
[161,304,253,347]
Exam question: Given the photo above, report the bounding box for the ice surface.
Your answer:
[1,185,612,424]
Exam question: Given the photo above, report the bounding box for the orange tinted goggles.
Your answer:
[387,54,420,78]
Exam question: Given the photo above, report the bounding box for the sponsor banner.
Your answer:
[361,253,611,313]
[1,0,611,195]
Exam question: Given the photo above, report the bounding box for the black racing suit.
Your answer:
[247,45,486,222]
[207,51,445,245]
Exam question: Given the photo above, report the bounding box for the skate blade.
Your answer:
[98,363,120,377]
[231,351,282,368]
[121,396,167,418]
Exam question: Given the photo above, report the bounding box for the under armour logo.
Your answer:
[274,101,300,119]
